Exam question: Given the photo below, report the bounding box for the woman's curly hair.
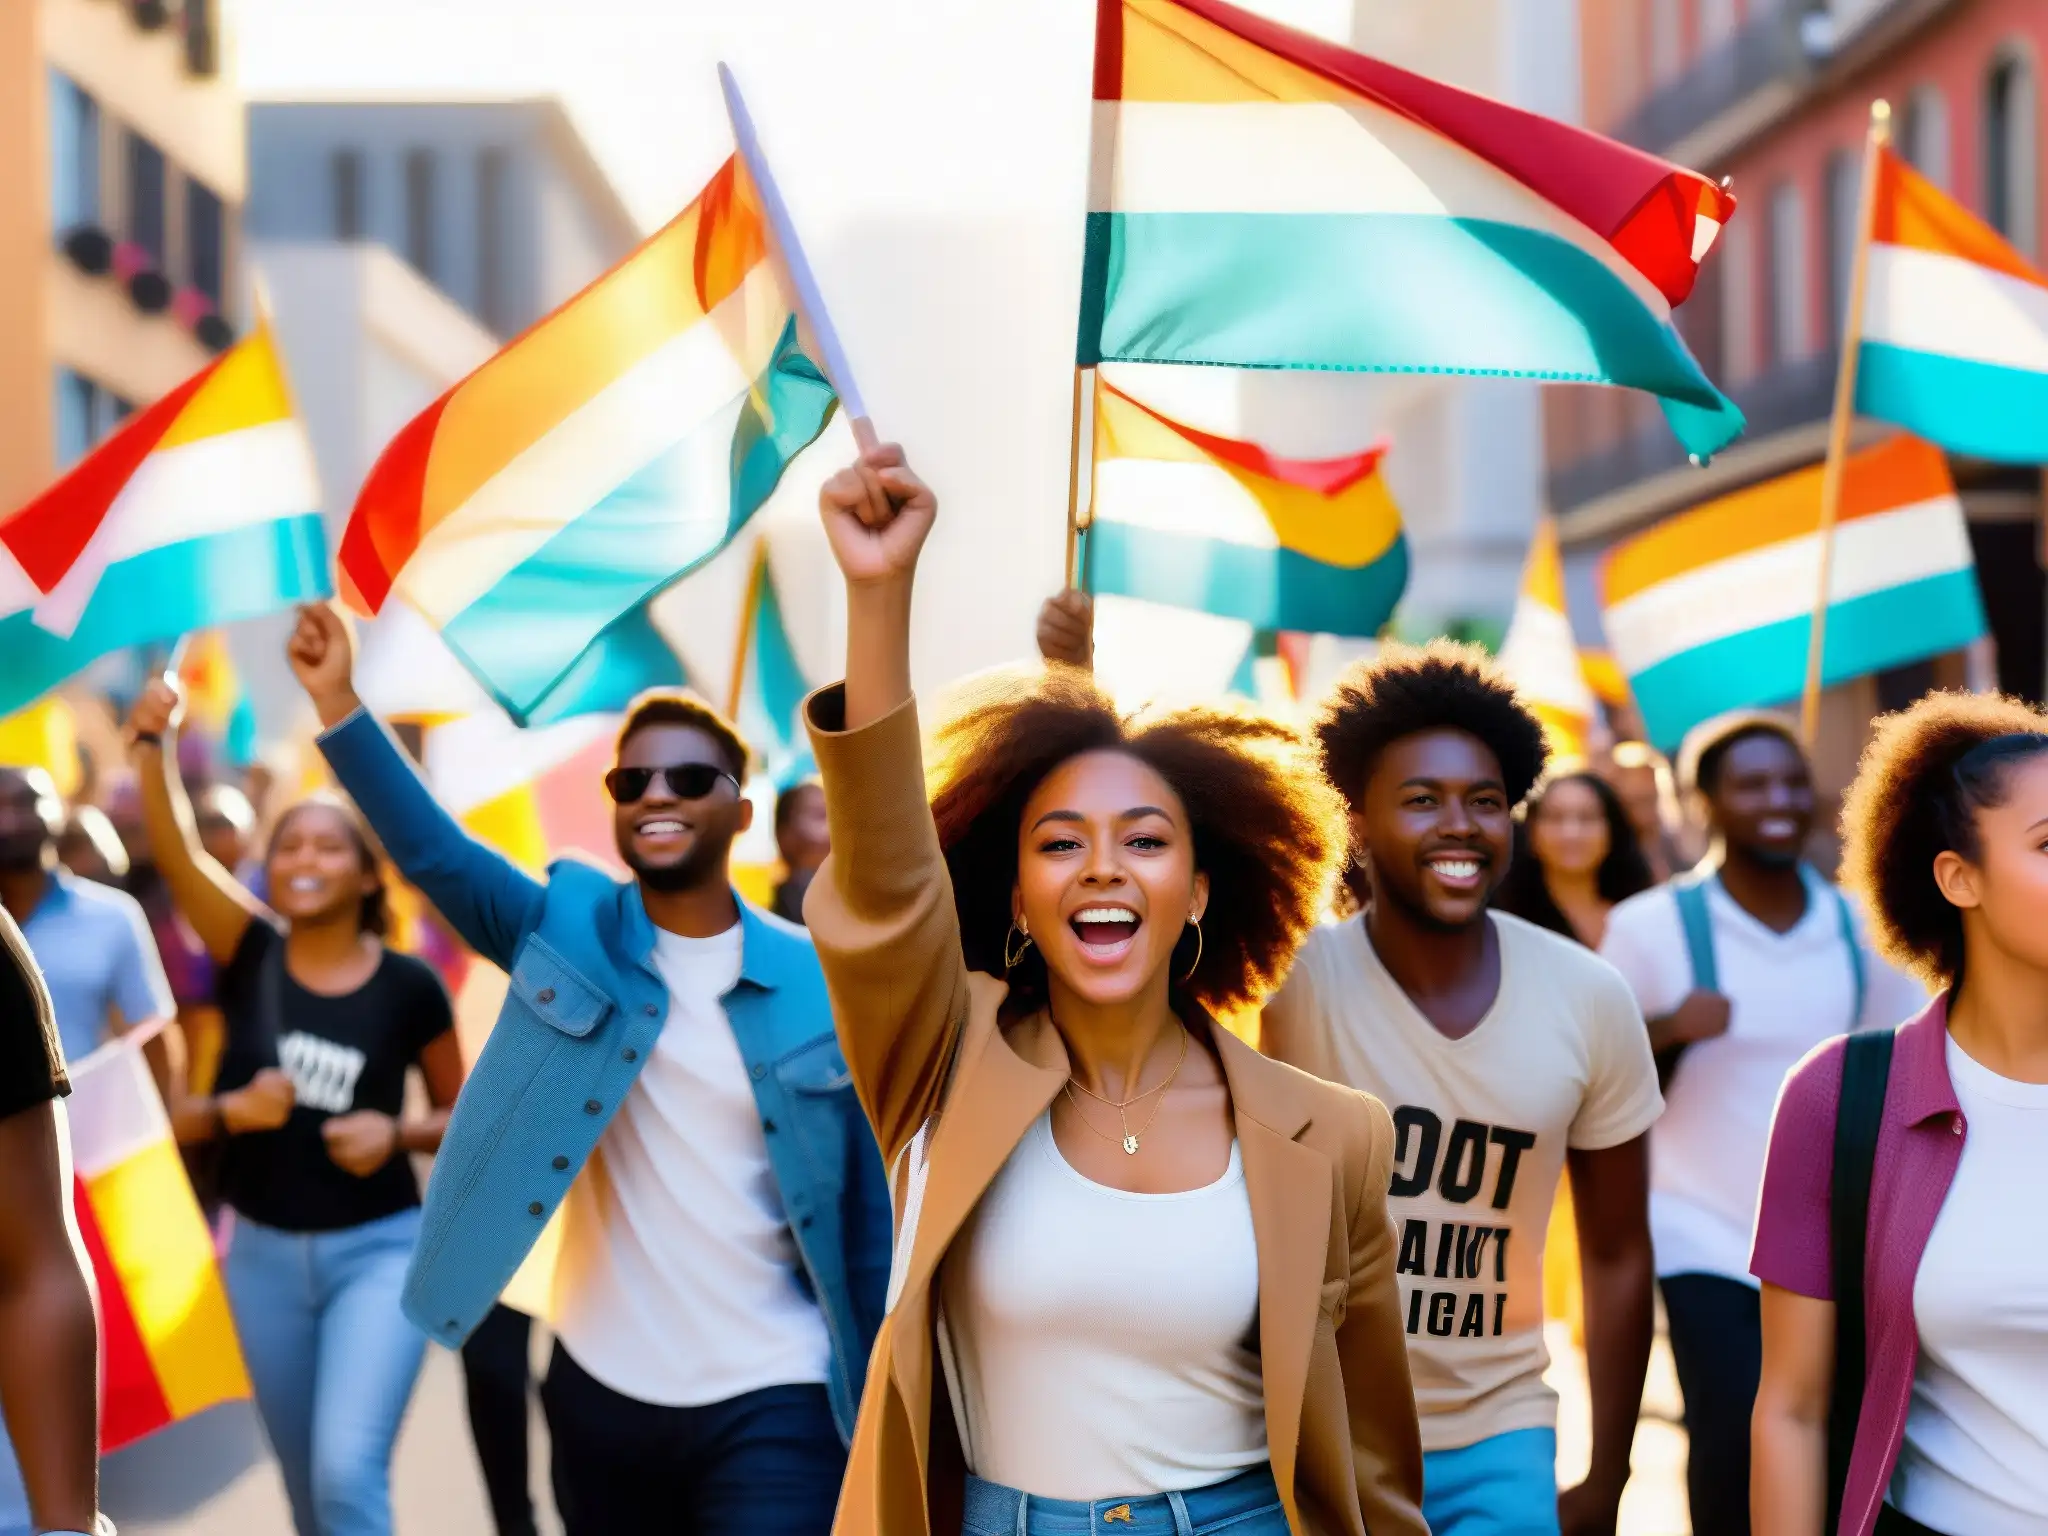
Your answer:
[1840,690,2048,988]
[926,666,1347,1015]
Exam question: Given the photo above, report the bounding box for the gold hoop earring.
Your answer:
[1177,917,1204,982]
[1004,923,1034,971]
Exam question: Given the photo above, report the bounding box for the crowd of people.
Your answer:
[0,439,2042,1536]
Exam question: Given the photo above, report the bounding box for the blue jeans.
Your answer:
[1422,1427,1560,1536]
[962,1464,1286,1536]
[223,1206,427,1536]
[541,1343,845,1536]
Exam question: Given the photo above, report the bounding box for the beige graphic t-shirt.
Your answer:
[1262,910,1662,1453]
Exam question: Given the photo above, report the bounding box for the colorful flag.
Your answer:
[1601,436,1986,749]
[729,544,814,788]
[0,697,82,797]
[67,1031,250,1451]
[1080,0,1744,458]
[523,601,691,729]
[1856,146,2048,463]
[1088,377,1407,636]
[338,154,838,727]
[0,330,327,716]
[1497,516,1598,758]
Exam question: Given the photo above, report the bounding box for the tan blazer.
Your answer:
[805,690,1427,1536]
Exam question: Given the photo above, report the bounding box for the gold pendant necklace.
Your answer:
[1063,1025,1190,1155]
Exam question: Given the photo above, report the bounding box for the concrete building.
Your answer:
[246,99,640,339]
[0,0,241,511]
[1556,0,2047,782]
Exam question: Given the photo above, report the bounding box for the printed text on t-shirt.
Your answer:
[1389,1105,1537,1339]
[279,1031,367,1114]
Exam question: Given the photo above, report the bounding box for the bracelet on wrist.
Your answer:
[131,731,162,749]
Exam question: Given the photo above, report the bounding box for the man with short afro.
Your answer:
[1265,640,1663,1536]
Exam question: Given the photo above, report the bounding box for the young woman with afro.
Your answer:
[1754,692,2048,1536]
[799,442,1426,1536]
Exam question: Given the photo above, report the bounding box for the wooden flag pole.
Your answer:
[726,543,768,721]
[1063,367,1090,589]
[1800,99,1890,748]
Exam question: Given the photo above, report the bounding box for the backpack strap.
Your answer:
[1827,1025,1895,1535]
[1671,868,1719,996]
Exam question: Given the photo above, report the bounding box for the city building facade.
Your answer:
[0,0,240,511]
[1556,0,2047,783]
[246,99,640,340]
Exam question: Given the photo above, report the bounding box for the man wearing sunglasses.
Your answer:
[286,604,890,1536]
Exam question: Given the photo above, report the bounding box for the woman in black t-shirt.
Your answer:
[128,679,459,1536]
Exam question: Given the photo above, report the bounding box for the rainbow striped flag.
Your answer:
[337,153,838,725]
[68,1031,250,1450]
[1857,146,2048,463]
[1088,377,1406,636]
[1498,516,1598,758]
[1601,435,1986,749]
[1080,0,1744,458]
[0,329,327,716]
[730,544,814,788]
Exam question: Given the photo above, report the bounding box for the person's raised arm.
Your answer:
[1036,588,1094,671]
[127,678,260,966]
[821,443,934,733]
[804,444,967,1160]
[287,604,543,970]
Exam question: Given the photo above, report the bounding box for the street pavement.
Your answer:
[105,1322,1691,1535]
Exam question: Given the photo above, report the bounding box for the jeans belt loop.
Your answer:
[1165,1490,1195,1536]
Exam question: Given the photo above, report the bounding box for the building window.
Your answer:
[1985,49,2040,260]
[331,149,364,239]
[126,132,167,263]
[49,72,100,233]
[1648,0,1682,84]
[186,177,225,304]
[1719,214,1758,383]
[53,372,129,469]
[476,147,508,332]
[404,149,436,281]
[1900,83,1951,191]
[55,370,94,469]
[1824,149,1861,344]
[1766,180,1810,364]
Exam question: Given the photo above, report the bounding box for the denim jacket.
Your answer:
[319,711,891,1439]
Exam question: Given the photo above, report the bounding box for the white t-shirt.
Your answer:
[1893,1036,2048,1536]
[1599,875,1926,1283]
[551,923,833,1405]
[1263,911,1662,1452]
[940,1111,1266,1499]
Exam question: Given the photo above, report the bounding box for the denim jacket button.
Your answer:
[584,1099,602,1114]
[553,1155,569,1170]
[536,987,556,1005]
[528,1201,544,1216]
[750,1064,767,1081]
[644,1004,659,1017]
[622,1047,638,1063]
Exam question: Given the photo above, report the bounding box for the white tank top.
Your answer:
[938,1110,1267,1500]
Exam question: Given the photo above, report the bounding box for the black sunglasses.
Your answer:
[603,763,741,804]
